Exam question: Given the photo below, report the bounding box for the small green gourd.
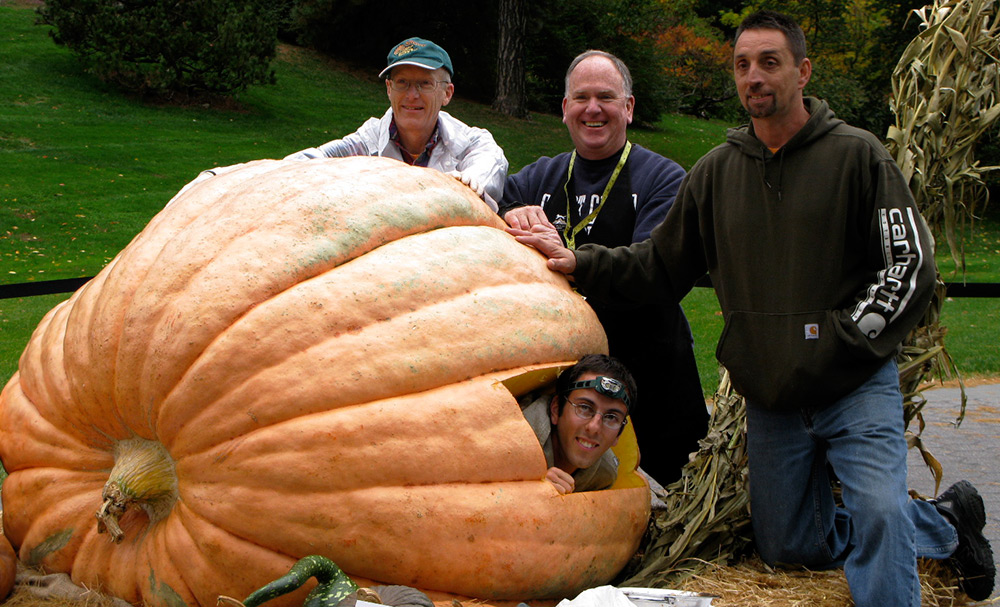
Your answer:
[218,555,358,607]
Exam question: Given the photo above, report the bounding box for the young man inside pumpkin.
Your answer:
[520,354,635,494]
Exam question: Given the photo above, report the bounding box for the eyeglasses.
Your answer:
[388,78,450,93]
[566,399,628,430]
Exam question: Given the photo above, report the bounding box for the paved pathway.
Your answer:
[905,383,1000,602]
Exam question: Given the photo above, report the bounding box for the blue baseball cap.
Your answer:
[379,37,454,79]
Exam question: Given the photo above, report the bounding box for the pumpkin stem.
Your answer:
[95,438,178,543]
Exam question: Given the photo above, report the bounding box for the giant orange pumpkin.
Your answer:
[0,157,650,607]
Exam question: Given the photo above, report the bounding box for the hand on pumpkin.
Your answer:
[507,225,577,275]
[545,467,575,494]
[501,206,555,231]
[447,170,484,197]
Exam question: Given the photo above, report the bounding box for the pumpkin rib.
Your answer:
[60,203,222,442]
[82,164,292,416]
[17,300,75,424]
[51,160,474,447]
[178,480,648,600]
[70,510,147,604]
[16,294,125,452]
[163,282,603,456]
[58,263,142,443]
[40,303,122,445]
[2,468,105,568]
[150,227,556,411]
[139,516,197,607]
[112,160,506,432]
[0,378,113,473]
[155,226,584,451]
[173,378,549,492]
[14,300,64,406]
[167,500,307,607]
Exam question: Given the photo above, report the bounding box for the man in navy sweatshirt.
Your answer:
[499,50,708,487]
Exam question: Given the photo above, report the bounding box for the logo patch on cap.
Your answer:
[393,40,426,57]
[804,323,819,340]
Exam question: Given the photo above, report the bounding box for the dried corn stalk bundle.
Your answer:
[898,278,968,498]
[622,370,752,587]
[886,0,999,494]
[886,0,1000,274]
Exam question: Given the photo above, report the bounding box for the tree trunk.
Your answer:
[492,0,529,118]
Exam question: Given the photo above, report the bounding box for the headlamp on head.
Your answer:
[564,376,631,409]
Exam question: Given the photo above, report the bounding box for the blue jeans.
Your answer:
[746,359,957,607]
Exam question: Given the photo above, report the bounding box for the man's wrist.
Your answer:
[498,203,526,219]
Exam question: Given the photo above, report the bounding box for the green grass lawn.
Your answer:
[1,4,997,395]
[933,216,1000,382]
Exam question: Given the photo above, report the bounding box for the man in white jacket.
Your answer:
[285,37,508,210]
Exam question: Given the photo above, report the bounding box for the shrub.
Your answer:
[653,23,739,120]
[37,0,280,98]
[522,0,672,125]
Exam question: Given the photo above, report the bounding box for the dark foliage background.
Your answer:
[283,0,672,125]
[38,0,281,98]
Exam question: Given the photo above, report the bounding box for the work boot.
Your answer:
[933,480,995,600]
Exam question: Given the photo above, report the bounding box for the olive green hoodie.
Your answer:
[573,98,936,411]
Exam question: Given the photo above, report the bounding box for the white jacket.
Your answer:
[285,109,508,209]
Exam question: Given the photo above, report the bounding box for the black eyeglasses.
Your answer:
[388,78,449,93]
[565,399,628,430]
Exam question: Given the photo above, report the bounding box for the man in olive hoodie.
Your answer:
[509,10,994,607]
